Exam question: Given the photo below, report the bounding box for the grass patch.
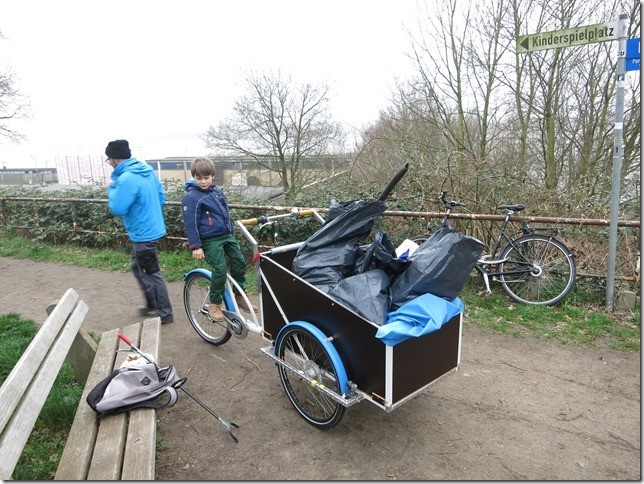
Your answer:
[461,285,640,352]
[0,228,257,289]
[0,229,132,273]
[0,313,84,480]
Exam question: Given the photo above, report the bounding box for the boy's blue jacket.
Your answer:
[181,178,234,250]
[107,157,167,242]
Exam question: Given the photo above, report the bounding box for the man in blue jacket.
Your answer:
[106,139,174,323]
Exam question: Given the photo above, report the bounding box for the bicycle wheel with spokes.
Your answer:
[183,272,232,345]
[275,325,346,429]
[499,234,576,306]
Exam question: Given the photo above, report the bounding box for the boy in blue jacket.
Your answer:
[105,139,174,323]
[181,157,255,322]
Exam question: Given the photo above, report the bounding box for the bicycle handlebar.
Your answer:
[238,216,267,226]
[238,209,317,227]
[438,190,465,209]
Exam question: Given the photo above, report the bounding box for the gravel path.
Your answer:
[0,256,639,480]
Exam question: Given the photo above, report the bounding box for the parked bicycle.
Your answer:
[411,191,577,306]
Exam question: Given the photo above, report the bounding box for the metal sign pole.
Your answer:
[605,13,628,311]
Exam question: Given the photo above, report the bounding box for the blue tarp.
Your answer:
[375,292,463,346]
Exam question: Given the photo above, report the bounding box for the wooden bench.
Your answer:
[0,288,161,480]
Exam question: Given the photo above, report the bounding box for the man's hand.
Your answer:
[192,248,205,260]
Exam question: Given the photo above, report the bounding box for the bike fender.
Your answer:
[182,268,212,281]
[275,321,350,396]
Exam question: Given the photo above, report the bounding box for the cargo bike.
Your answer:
[182,168,475,429]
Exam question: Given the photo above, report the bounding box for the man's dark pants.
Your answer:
[131,240,173,319]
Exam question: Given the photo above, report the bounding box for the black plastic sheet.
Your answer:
[390,227,485,310]
[291,199,387,290]
[327,269,391,325]
[355,230,408,281]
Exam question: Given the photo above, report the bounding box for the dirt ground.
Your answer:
[0,255,640,480]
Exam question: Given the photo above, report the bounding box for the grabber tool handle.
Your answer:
[118,333,133,346]
[117,333,157,366]
[118,334,237,442]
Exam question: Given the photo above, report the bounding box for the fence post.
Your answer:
[32,200,40,228]
[71,202,78,237]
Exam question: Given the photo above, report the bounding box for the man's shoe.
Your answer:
[208,304,225,322]
[160,315,174,324]
[138,306,155,316]
[235,295,257,313]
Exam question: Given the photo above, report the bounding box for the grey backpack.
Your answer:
[87,362,185,417]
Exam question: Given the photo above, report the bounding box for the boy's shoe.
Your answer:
[160,315,174,324]
[208,304,225,322]
[235,295,258,313]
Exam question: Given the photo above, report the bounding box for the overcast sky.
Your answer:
[0,0,421,169]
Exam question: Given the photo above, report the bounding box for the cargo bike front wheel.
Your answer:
[274,323,349,430]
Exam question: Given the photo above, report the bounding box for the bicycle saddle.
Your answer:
[497,204,525,212]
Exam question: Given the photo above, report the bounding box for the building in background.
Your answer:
[0,166,57,185]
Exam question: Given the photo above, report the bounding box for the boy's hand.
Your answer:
[192,248,205,259]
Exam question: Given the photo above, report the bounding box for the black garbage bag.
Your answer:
[327,269,391,325]
[292,246,358,293]
[389,227,485,310]
[324,199,360,222]
[355,230,408,281]
[292,199,388,288]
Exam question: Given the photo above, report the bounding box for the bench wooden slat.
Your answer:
[0,299,88,479]
[45,301,98,385]
[122,317,161,480]
[87,323,141,480]
[0,288,79,435]
[54,327,119,480]
[66,326,99,385]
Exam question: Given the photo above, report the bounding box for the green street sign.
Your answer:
[517,21,618,53]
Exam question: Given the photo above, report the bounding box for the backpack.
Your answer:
[87,360,185,417]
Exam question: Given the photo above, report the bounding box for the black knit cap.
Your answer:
[105,139,131,159]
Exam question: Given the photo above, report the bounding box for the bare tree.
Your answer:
[358,0,639,215]
[0,60,29,143]
[0,31,28,141]
[202,71,345,201]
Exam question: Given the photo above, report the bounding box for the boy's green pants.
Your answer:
[202,234,247,305]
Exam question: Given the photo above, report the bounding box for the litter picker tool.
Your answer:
[117,333,240,443]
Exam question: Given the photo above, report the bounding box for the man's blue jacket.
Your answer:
[107,157,167,242]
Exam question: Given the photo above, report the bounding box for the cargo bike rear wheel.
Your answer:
[274,323,348,429]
